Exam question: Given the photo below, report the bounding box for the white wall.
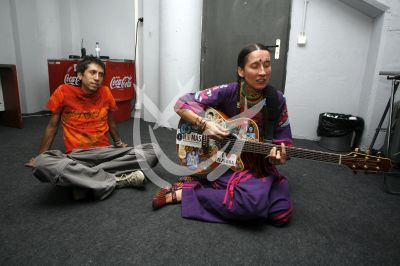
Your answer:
[285,0,400,149]
[71,0,136,59]
[11,0,63,114]
[286,0,373,142]
[0,0,136,114]
[364,0,400,149]
[142,0,203,128]
[133,0,143,113]
[0,0,17,64]
[357,13,384,147]
[2,0,400,149]
[142,0,160,123]
[139,0,399,148]
[158,0,203,128]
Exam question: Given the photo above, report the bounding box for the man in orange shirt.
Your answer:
[25,56,160,200]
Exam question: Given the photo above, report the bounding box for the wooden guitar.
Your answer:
[176,107,392,174]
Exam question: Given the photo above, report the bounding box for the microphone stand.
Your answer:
[372,71,400,194]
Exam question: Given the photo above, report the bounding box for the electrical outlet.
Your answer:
[297,32,307,46]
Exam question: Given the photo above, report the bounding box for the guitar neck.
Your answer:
[222,139,342,165]
[282,146,341,164]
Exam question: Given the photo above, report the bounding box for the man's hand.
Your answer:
[25,157,35,168]
[267,143,287,165]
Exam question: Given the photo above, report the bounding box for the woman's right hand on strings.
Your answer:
[203,121,230,140]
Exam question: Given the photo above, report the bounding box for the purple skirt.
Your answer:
[181,169,292,224]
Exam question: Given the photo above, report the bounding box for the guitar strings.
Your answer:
[203,136,340,163]
[202,135,385,167]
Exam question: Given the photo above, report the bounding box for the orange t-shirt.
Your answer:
[47,84,117,153]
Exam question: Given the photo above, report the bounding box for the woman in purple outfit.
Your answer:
[153,43,293,225]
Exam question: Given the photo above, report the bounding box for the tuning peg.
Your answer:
[377,152,382,157]
[354,148,360,152]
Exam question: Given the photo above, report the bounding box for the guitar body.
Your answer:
[176,107,260,174]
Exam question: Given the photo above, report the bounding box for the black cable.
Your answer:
[134,17,143,61]
[132,17,143,112]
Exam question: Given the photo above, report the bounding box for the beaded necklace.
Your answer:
[239,81,263,109]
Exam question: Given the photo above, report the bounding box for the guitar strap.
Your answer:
[262,85,279,141]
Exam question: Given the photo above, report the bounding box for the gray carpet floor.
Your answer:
[1,116,400,265]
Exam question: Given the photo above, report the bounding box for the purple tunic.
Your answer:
[175,82,293,224]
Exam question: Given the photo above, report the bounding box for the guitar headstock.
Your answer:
[341,149,392,172]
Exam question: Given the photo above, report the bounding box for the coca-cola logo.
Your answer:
[64,74,80,86]
[110,76,133,89]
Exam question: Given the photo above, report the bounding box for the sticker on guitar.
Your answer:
[176,121,203,148]
[216,151,237,167]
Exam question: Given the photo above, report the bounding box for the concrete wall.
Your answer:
[141,0,160,123]
[139,0,400,148]
[0,0,135,114]
[141,0,203,128]
[0,0,17,64]
[8,0,63,114]
[363,0,400,149]
[285,0,373,143]
[71,0,136,60]
[1,0,400,149]
[285,0,400,149]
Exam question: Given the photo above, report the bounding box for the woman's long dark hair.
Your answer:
[237,43,275,178]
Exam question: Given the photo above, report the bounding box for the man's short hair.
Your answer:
[76,56,106,75]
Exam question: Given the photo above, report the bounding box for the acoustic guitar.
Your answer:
[176,107,392,174]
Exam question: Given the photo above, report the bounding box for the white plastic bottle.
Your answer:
[95,42,100,58]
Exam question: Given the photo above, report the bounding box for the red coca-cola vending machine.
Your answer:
[47,59,135,123]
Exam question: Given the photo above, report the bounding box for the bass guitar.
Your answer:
[176,107,392,174]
